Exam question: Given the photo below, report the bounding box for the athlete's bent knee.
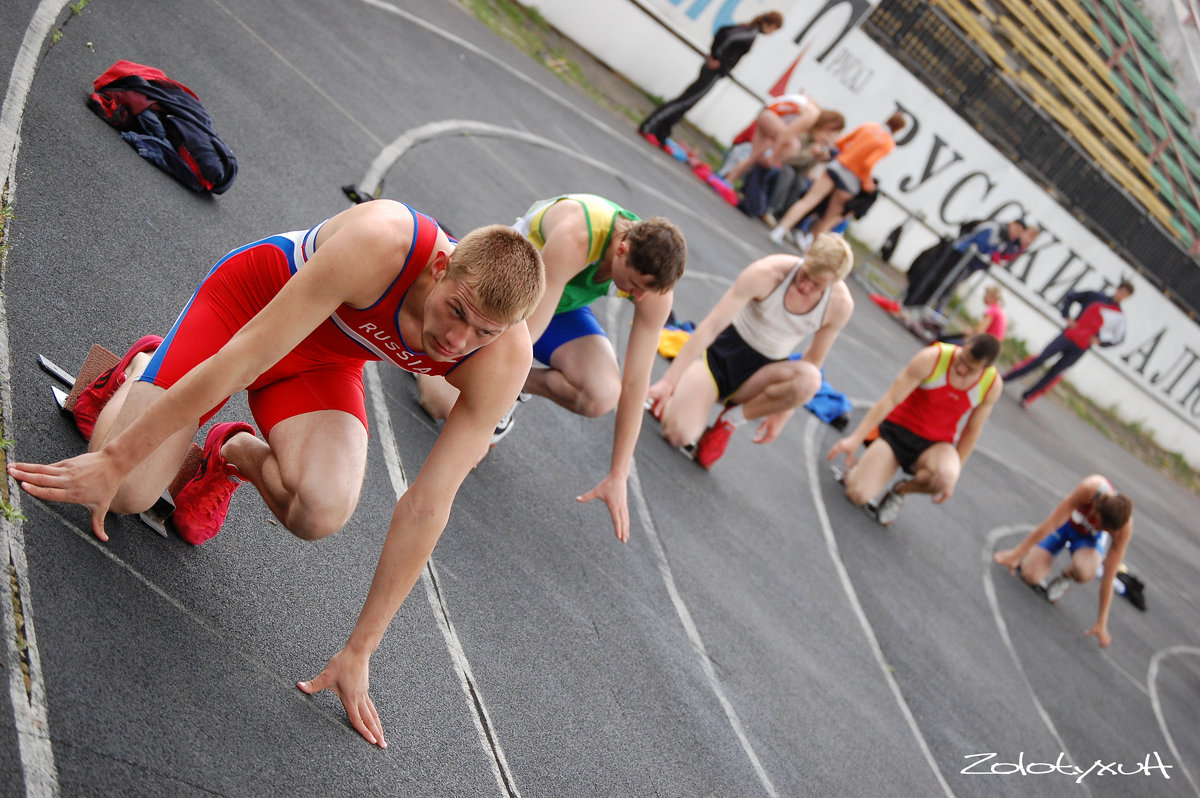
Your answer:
[660,420,692,448]
[577,381,621,418]
[786,363,821,406]
[283,492,356,541]
[843,480,873,507]
[109,484,161,516]
[286,509,351,542]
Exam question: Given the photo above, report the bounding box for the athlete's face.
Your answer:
[951,351,988,382]
[423,274,507,361]
[787,266,836,302]
[612,253,664,302]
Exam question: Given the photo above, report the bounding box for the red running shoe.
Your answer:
[638,129,662,148]
[694,412,736,469]
[172,421,256,545]
[72,335,163,440]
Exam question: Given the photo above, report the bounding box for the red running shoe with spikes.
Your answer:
[694,411,736,469]
[72,335,163,440]
[172,421,256,545]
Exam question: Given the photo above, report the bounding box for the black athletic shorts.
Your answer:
[705,324,780,402]
[825,160,862,195]
[874,419,939,474]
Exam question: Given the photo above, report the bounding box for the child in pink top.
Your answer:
[940,285,1006,345]
[981,285,1007,340]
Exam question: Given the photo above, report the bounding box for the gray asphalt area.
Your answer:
[2,1,1199,796]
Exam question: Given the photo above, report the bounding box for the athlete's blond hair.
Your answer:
[804,233,854,280]
[446,225,546,325]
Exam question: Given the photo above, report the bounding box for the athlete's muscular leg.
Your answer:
[811,190,851,235]
[777,172,835,231]
[658,359,720,447]
[843,438,901,507]
[525,334,620,418]
[1066,547,1102,584]
[415,374,459,421]
[91,353,199,515]
[230,409,367,541]
[1016,546,1055,585]
[728,359,821,420]
[897,442,961,503]
[726,112,786,183]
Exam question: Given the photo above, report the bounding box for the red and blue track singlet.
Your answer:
[886,343,997,443]
[140,204,465,435]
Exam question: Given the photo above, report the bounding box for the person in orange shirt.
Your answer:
[769,112,906,245]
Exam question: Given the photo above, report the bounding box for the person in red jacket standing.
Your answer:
[1003,280,1133,407]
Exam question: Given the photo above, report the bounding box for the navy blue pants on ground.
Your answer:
[1002,333,1086,404]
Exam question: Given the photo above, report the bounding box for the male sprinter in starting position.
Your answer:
[418,193,686,542]
[9,199,545,747]
[827,334,1002,524]
[647,232,854,467]
[993,474,1133,647]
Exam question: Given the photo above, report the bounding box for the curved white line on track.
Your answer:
[357,0,763,258]
[1,2,75,797]
[358,118,760,259]
[364,364,520,797]
[801,413,956,798]
[980,527,1083,783]
[1148,647,1200,796]
[986,527,1200,796]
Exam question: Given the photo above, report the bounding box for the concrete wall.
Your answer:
[526,0,1200,468]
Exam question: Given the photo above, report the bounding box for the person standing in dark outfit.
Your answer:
[639,11,783,147]
[1003,281,1133,407]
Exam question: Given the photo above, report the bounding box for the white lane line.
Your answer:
[363,364,520,797]
[28,504,355,732]
[360,119,612,203]
[1,3,75,797]
[208,0,382,147]
[603,300,777,795]
[802,414,956,798]
[1148,647,1200,797]
[980,526,1083,784]
[357,118,758,257]
[626,460,779,797]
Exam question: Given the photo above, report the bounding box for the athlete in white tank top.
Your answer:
[733,260,832,359]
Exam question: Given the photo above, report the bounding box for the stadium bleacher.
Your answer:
[865,0,1200,318]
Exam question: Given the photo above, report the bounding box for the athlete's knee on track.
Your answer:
[842,474,874,507]
[109,482,164,516]
[576,377,621,418]
[785,361,821,406]
[284,491,356,541]
[1018,564,1043,586]
[659,414,694,448]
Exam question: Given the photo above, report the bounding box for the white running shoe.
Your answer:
[491,394,529,445]
[1045,573,1072,603]
[768,226,786,246]
[874,489,904,525]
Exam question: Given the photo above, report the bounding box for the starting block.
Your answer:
[38,346,201,538]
